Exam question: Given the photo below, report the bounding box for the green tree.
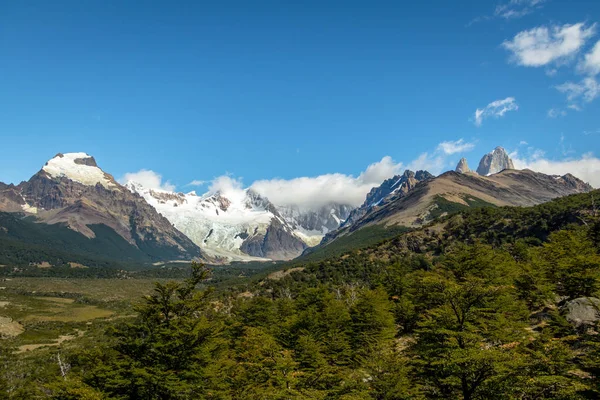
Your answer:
[409,245,530,400]
[85,263,221,399]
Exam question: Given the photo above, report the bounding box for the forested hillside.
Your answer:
[2,191,600,399]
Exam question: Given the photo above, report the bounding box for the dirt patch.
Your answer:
[33,297,75,304]
[267,267,305,281]
[68,262,88,269]
[0,316,24,338]
[0,301,9,308]
[17,329,85,353]
[35,262,52,269]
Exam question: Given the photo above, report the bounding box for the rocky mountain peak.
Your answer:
[41,152,117,189]
[476,146,515,176]
[455,158,470,173]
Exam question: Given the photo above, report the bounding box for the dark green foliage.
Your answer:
[3,190,600,398]
[428,194,497,220]
[299,224,411,263]
[0,212,192,266]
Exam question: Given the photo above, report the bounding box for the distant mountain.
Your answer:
[125,182,349,261]
[476,146,515,176]
[318,164,592,252]
[277,204,353,245]
[0,153,204,262]
[455,158,470,173]
[338,170,433,230]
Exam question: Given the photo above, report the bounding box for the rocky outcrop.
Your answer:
[562,297,600,328]
[278,203,353,234]
[241,217,307,260]
[340,170,433,230]
[455,158,470,173]
[476,146,515,176]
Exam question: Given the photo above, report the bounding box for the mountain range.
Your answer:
[0,147,594,265]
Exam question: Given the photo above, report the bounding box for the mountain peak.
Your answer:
[455,158,470,173]
[476,147,515,176]
[42,152,117,189]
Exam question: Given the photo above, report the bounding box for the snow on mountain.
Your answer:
[277,204,354,247]
[42,153,117,189]
[125,182,328,261]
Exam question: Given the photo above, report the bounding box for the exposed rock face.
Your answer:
[0,153,204,261]
[341,170,433,229]
[562,297,600,328]
[476,146,515,176]
[278,203,353,235]
[455,158,470,173]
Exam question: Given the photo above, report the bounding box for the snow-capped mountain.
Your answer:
[125,182,322,261]
[0,153,203,262]
[125,181,355,261]
[277,204,354,246]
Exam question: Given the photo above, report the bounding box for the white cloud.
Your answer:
[469,0,546,25]
[208,175,245,197]
[250,140,469,210]
[547,108,567,118]
[186,179,206,186]
[519,140,529,145]
[436,139,476,155]
[555,77,600,103]
[579,40,600,75]
[250,157,404,209]
[568,104,583,111]
[512,151,600,187]
[495,0,546,19]
[119,169,175,191]
[474,97,518,126]
[502,23,596,67]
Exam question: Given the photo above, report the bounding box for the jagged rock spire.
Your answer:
[476,146,515,176]
[455,158,470,173]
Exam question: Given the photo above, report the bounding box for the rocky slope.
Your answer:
[338,170,433,230]
[319,167,593,249]
[0,153,204,262]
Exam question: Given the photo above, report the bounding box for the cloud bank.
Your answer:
[512,151,600,188]
[250,156,405,209]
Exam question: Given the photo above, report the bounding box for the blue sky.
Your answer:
[1,0,599,201]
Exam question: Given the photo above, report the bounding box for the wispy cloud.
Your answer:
[186,180,206,186]
[468,0,547,26]
[547,108,567,118]
[578,40,600,75]
[495,0,547,19]
[555,77,600,103]
[436,139,476,155]
[474,97,518,126]
[502,23,596,67]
